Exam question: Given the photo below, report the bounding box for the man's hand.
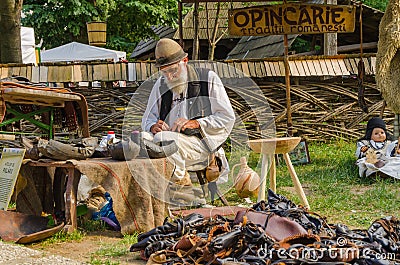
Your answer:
[150,120,170,134]
[171,118,200,133]
[361,146,368,153]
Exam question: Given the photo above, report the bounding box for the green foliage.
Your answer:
[22,0,178,52]
[363,0,388,11]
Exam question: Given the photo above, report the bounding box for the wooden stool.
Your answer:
[247,137,310,209]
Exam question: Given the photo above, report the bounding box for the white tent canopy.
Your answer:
[40,42,126,63]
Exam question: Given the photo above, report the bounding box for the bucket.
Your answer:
[87,21,107,47]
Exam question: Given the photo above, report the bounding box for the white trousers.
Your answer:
[142,131,211,180]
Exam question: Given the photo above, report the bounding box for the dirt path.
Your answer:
[28,231,146,265]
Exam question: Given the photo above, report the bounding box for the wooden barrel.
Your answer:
[86,22,107,47]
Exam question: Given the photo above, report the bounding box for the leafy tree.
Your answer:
[0,0,23,63]
[22,0,178,53]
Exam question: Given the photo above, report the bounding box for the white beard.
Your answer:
[165,66,188,95]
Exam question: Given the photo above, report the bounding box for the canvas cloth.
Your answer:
[16,158,174,234]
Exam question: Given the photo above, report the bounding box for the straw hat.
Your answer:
[376,0,400,113]
[154,38,188,67]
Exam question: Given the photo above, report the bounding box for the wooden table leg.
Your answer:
[257,153,272,202]
[64,168,81,232]
[269,155,276,193]
[282,153,310,209]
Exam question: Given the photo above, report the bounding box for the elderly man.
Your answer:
[141,38,235,189]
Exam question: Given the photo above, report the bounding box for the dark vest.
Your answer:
[159,68,211,121]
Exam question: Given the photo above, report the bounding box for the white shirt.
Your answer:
[141,69,235,152]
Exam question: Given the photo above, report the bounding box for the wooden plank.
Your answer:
[337,59,350,75]
[311,60,323,76]
[324,60,335,76]
[9,67,20,77]
[0,68,8,79]
[150,63,157,77]
[371,57,376,74]
[248,62,257,77]
[225,62,234,78]
[108,63,116,80]
[234,62,243,77]
[254,61,264,77]
[343,59,354,75]
[18,66,27,78]
[121,62,127,80]
[289,61,299,76]
[363,58,371,75]
[2,86,81,107]
[216,61,225,78]
[115,63,122,81]
[301,60,311,76]
[39,66,48,83]
[319,59,330,76]
[87,64,94,82]
[267,62,276,76]
[278,61,285,76]
[307,60,317,76]
[140,62,147,81]
[93,64,107,81]
[263,61,273,76]
[80,65,88,81]
[331,59,343,75]
[135,63,141,82]
[349,58,358,74]
[31,66,40,83]
[47,66,58,82]
[294,61,306,76]
[65,66,74,82]
[26,65,32,81]
[73,65,82,82]
[127,63,136,81]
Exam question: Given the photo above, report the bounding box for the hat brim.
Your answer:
[154,51,188,68]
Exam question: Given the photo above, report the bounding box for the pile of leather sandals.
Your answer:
[131,189,400,264]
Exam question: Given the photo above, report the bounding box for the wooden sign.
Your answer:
[0,148,25,210]
[229,4,356,36]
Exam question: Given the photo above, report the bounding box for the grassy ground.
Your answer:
[226,139,400,229]
[30,140,400,264]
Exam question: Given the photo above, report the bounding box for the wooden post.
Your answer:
[178,1,184,47]
[324,0,338,55]
[192,0,200,60]
[283,34,293,136]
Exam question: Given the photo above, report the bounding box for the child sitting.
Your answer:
[355,117,400,178]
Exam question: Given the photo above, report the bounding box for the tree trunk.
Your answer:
[0,0,23,64]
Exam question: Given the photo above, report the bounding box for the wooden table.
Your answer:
[20,157,173,234]
[247,137,310,209]
[24,160,80,232]
[0,82,90,139]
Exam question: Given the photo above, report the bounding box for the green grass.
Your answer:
[89,233,138,265]
[242,140,400,229]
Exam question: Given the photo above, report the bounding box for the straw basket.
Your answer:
[87,21,107,47]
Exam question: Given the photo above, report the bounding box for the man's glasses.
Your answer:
[160,62,182,77]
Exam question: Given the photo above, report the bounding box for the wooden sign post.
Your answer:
[229,3,356,135]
